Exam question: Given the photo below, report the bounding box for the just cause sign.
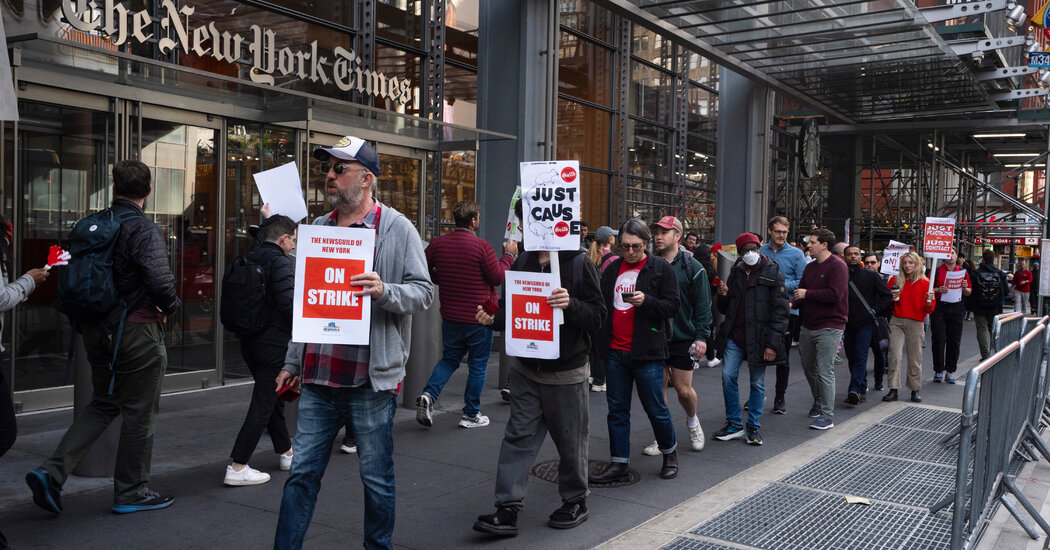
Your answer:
[61,0,412,105]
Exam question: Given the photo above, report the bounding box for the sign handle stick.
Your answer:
[927,258,938,304]
[549,252,564,325]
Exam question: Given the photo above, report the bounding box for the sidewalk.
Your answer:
[0,321,987,549]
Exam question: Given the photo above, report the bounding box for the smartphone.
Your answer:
[621,292,634,300]
[482,298,500,315]
[277,383,301,403]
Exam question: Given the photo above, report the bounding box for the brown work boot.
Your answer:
[660,451,679,479]
[589,463,629,485]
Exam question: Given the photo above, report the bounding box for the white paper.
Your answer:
[505,270,560,359]
[942,270,966,303]
[253,162,309,222]
[519,161,582,252]
[880,240,910,276]
[292,224,375,345]
[503,187,522,241]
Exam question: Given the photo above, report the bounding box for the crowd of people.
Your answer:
[2,135,1033,549]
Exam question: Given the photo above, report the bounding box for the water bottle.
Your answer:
[689,343,701,370]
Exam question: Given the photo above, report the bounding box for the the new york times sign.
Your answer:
[61,0,412,105]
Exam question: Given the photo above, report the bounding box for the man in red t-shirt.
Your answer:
[1013,259,1033,315]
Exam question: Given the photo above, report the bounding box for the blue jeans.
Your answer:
[843,325,872,395]
[721,340,766,430]
[423,320,494,417]
[274,384,396,550]
[605,349,676,462]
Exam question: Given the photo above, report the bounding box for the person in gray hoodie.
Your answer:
[273,136,433,550]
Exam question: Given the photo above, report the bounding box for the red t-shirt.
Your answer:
[1014,270,1032,293]
[610,257,647,352]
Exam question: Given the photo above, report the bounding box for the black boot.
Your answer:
[882,389,898,402]
[474,506,518,537]
[660,451,679,479]
[589,462,629,484]
[910,391,922,403]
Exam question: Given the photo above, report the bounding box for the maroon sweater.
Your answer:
[798,254,849,331]
[425,228,514,324]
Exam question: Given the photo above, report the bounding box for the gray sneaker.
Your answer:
[807,402,822,418]
[416,393,434,427]
[809,414,834,430]
[459,413,490,428]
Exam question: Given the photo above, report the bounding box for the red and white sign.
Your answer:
[505,270,559,359]
[923,217,956,260]
[880,240,910,276]
[292,224,375,345]
[975,237,1039,245]
[942,270,966,304]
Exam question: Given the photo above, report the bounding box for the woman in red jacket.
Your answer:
[883,252,935,403]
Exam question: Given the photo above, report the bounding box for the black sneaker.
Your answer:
[745,427,763,446]
[845,391,859,405]
[713,423,744,441]
[111,489,174,514]
[548,500,588,529]
[474,506,518,537]
[873,381,885,391]
[25,467,62,514]
[772,396,786,415]
[500,387,511,402]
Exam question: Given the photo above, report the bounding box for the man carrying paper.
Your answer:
[930,246,971,384]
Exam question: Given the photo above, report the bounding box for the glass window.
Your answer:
[374,44,424,116]
[440,150,476,228]
[687,53,719,88]
[377,153,421,232]
[444,65,477,127]
[630,61,672,124]
[688,85,718,143]
[264,0,354,27]
[579,169,610,230]
[559,31,614,107]
[557,99,611,171]
[685,134,717,242]
[631,26,672,70]
[560,0,615,43]
[627,120,670,182]
[447,0,480,67]
[377,0,424,48]
[624,178,673,225]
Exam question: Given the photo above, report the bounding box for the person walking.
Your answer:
[224,212,297,486]
[695,243,722,368]
[587,226,618,392]
[589,219,681,483]
[643,216,711,455]
[28,160,181,515]
[863,252,890,390]
[274,136,433,550]
[883,252,935,403]
[760,216,806,415]
[971,250,1009,360]
[415,200,515,430]
[1012,259,1032,315]
[843,246,892,405]
[793,228,848,431]
[472,201,605,536]
[711,232,789,446]
[930,247,971,385]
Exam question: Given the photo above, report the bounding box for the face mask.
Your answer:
[742,250,760,266]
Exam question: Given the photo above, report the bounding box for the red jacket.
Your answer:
[888,276,935,322]
[1013,269,1032,293]
[425,228,513,323]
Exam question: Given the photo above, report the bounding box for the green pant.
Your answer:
[974,313,995,359]
[44,321,167,504]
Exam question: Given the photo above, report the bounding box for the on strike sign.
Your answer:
[923,217,955,260]
[505,270,560,359]
[292,224,375,345]
[520,160,582,252]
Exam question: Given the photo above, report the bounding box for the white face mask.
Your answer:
[742,250,760,266]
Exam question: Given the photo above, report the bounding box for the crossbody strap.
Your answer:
[848,280,878,321]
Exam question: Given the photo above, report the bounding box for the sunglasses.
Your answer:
[320,161,361,175]
[620,243,646,251]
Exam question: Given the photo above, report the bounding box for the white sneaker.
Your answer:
[339,443,357,454]
[459,413,490,428]
[224,465,270,486]
[689,423,706,451]
[706,358,721,368]
[279,452,293,471]
[642,440,661,456]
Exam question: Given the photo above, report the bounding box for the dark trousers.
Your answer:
[231,339,292,464]
[843,325,872,394]
[931,301,965,374]
[870,325,887,385]
[774,315,802,398]
[0,365,15,458]
[43,321,167,504]
[588,346,606,385]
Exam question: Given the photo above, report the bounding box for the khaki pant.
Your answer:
[887,317,924,391]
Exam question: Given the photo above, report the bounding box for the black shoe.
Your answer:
[910,391,922,403]
[845,391,859,405]
[660,451,679,479]
[745,427,764,446]
[873,381,885,391]
[111,489,174,514]
[548,500,588,529]
[589,462,629,484]
[772,396,786,415]
[882,389,898,402]
[474,506,518,537]
[743,402,749,411]
[25,467,62,514]
[500,387,511,402]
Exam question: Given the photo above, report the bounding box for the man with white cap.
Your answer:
[273,136,434,550]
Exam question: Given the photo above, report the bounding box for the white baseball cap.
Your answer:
[312,136,380,176]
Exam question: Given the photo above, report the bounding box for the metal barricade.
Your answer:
[942,319,1050,549]
[992,311,1026,352]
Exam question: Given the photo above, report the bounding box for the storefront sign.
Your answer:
[975,237,1039,245]
[923,217,955,259]
[505,271,559,359]
[61,0,411,105]
[881,240,910,276]
[292,224,375,345]
[519,161,582,252]
[1029,52,1050,68]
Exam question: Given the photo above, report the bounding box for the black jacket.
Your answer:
[106,198,180,329]
[714,257,789,366]
[492,250,606,372]
[846,265,893,330]
[597,252,680,361]
[246,232,295,342]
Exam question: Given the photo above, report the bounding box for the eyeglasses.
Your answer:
[771,230,788,235]
[620,243,646,251]
[320,161,361,175]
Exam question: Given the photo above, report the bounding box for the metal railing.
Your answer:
[933,315,1050,549]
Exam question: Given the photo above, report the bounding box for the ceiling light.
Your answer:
[1006,2,1027,30]
[1004,163,1046,167]
[973,133,1027,138]
[1040,69,1050,87]
[993,153,1041,157]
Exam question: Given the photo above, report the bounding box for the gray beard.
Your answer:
[327,182,363,210]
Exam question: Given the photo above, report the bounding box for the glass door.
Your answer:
[376,144,424,233]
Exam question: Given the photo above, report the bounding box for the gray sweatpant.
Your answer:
[799,326,843,418]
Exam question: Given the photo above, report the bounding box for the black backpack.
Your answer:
[976,266,1004,308]
[58,208,138,320]
[220,255,269,336]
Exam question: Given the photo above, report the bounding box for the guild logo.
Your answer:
[527,342,539,350]
[560,166,577,183]
[89,224,98,232]
[554,221,570,237]
[323,322,340,333]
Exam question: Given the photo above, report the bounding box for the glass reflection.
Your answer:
[559,31,614,107]
[557,99,611,171]
[630,61,672,124]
